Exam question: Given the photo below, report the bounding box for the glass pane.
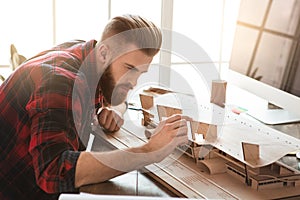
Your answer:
[289,63,300,96]
[0,0,53,65]
[265,0,300,35]
[111,0,161,63]
[253,33,293,88]
[172,0,223,62]
[222,0,241,61]
[170,63,215,102]
[111,0,161,28]
[230,26,259,75]
[55,0,109,44]
[237,0,269,26]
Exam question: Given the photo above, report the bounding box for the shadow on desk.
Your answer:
[80,170,177,197]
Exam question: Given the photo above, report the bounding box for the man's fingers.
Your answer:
[165,114,193,123]
[109,113,123,131]
[116,117,124,128]
[169,119,187,130]
[98,108,108,125]
[105,112,114,129]
[164,114,181,123]
[171,126,188,137]
[98,108,124,132]
[175,135,189,146]
[181,115,193,122]
[100,109,114,130]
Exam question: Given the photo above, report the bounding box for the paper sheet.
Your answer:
[142,93,300,168]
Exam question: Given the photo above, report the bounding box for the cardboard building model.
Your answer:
[138,84,300,190]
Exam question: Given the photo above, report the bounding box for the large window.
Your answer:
[0,0,162,67]
[169,0,240,96]
[0,0,240,90]
[173,0,224,63]
[55,0,109,44]
[111,0,161,27]
[0,0,53,66]
[111,0,161,64]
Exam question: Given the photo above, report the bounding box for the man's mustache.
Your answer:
[117,83,133,90]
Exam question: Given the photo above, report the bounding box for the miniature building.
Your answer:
[139,93,154,110]
[190,121,217,142]
[137,86,300,192]
[210,80,227,108]
[157,104,182,121]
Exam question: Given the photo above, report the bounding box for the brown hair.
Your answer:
[100,14,162,57]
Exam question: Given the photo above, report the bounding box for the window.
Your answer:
[111,0,161,27]
[172,0,224,62]
[170,0,240,97]
[111,0,161,64]
[55,0,109,44]
[0,0,53,66]
[0,0,239,91]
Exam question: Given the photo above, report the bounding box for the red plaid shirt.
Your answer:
[0,40,101,199]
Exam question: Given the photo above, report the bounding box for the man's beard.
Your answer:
[99,65,132,106]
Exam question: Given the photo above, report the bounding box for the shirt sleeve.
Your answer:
[26,68,89,194]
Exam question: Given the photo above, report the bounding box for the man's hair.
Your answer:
[100,14,162,57]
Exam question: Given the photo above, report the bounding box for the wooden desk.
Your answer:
[80,136,176,197]
[80,170,176,197]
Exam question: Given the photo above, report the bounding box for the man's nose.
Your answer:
[128,74,139,88]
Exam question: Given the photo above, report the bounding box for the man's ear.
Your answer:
[97,44,109,63]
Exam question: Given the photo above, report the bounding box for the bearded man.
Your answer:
[0,14,189,200]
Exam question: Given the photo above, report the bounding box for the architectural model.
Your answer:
[138,85,300,190]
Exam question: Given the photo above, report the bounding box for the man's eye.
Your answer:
[127,66,134,70]
[126,66,138,71]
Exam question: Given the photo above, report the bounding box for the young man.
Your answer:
[0,15,189,199]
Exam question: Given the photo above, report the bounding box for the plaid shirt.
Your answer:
[0,40,100,199]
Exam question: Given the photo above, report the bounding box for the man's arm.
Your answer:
[75,146,148,187]
[75,114,191,188]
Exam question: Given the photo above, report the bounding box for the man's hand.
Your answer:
[97,107,124,133]
[144,114,192,163]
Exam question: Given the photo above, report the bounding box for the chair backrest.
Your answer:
[0,74,5,82]
[10,44,26,70]
[0,44,26,84]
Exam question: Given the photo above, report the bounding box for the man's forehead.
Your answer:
[119,49,152,62]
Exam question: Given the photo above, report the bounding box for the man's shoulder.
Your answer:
[54,39,97,55]
[12,40,97,88]
[26,39,97,64]
[55,39,87,49]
